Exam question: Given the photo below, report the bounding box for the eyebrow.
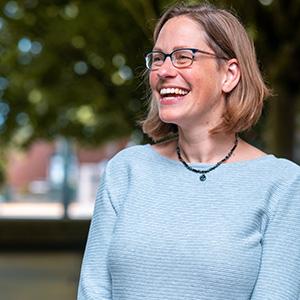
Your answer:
[152,46,194,52]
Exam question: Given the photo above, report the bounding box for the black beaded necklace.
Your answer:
[176,135,239,182]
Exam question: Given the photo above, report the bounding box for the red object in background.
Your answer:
[7,141,55,192]
[6,139,129,193]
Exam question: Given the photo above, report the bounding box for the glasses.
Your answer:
[145,48,226,70]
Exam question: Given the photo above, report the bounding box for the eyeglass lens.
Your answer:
[146,49,194,70]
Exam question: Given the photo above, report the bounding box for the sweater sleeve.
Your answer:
[251,175,300,300]
[77,169,117,300]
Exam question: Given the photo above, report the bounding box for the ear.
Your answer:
[221,59,240,93]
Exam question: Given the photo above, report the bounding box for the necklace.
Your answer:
[176,135,238,182]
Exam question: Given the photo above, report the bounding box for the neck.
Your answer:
[177,128,237,164]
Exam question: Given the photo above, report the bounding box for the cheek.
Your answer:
[149,72,157,90]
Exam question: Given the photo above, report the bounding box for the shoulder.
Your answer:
[237,139,300,181]
[252,155,300,186]
[262,157,300,212]
[109,144,150,163]
[151,139,178,160]
[99,145,151,211]
[272,157,300,184]
[104,144,152,174]
[269,156,300,176]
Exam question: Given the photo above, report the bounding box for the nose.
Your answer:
[157,57,177,78]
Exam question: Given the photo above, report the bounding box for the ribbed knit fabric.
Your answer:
[78,144,300,300]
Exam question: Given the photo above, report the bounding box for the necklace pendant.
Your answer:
[199,174,206,182]
[176,135,238,183]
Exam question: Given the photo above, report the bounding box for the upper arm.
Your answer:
[77,171,117,300]
[251,176,300,299]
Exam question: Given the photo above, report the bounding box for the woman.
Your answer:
[78,3,300,299]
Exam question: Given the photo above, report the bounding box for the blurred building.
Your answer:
[4,138,129,217]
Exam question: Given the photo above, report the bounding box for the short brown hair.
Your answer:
[141,2,270,142]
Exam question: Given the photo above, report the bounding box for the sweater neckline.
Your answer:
[144,144,275,168]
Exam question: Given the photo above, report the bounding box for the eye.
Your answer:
[174,51,193,64]
[178,54,191,59]
[150,53,162,62]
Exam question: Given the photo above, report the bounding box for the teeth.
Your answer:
[160,88,189,96]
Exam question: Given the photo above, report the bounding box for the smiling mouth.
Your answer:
[159,87,190,98]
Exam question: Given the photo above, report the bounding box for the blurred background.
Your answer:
[0,0,299,299]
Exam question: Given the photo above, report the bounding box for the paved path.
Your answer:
[0,251,82,300]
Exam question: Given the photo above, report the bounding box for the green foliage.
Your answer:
[0,0,159,147]
[0,145,6,187]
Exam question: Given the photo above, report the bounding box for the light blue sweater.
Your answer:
[78,144,300,300]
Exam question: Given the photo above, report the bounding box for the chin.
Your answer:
[158,109,182,125]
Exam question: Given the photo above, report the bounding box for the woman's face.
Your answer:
[149,16,229,130]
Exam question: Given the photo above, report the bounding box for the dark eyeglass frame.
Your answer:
[144,47,227,70]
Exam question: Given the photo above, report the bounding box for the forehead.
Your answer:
[155,16,207,50]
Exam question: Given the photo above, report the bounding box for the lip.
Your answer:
[158,94,187,105]
[159,96,184,105]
